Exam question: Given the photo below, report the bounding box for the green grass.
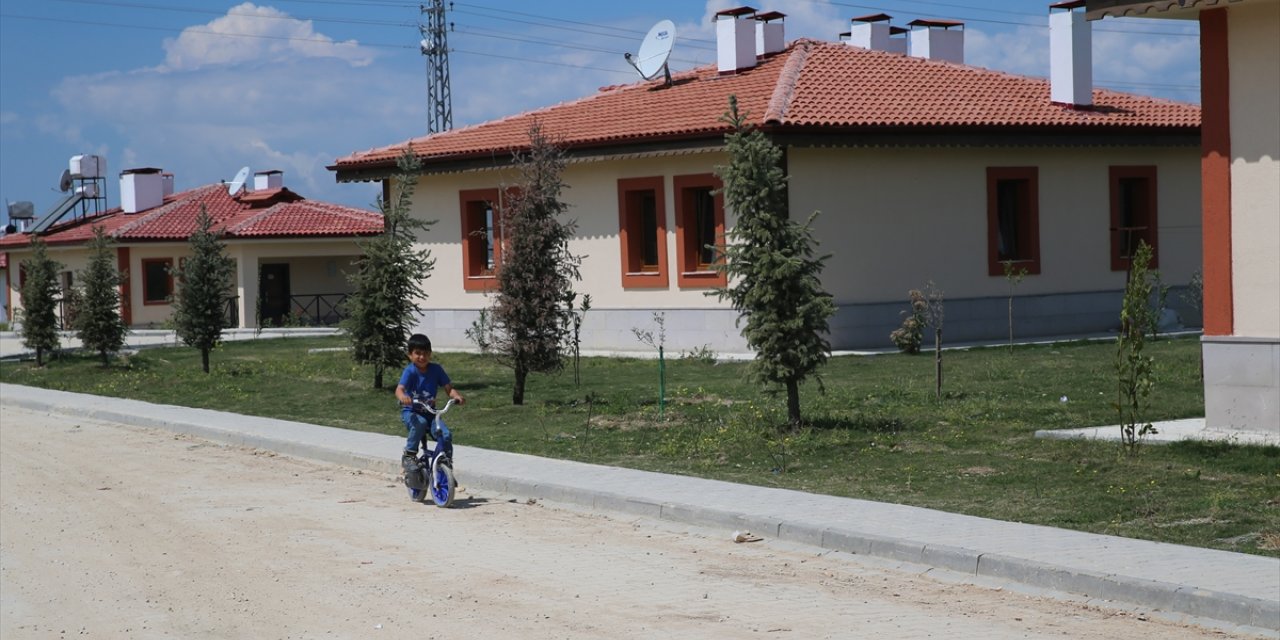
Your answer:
[3,334,1277,557]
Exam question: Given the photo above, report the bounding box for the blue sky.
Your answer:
[0,0,1201,221]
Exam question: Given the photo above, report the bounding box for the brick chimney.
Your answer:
[908,18,964,63]
[1050,1,1093,107]
[716,6,757,74]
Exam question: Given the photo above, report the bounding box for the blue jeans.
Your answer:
[403,411,453,460]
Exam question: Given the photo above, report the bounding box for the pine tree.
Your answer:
[172,205,236,373]
[714,96,836,430]
[18,236,63,366]
[488,122,581,405]
[74,225,129,366]
[342,152,436,389]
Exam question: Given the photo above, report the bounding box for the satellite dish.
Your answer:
[227,166,250,196]
[419,38,433,54]
[58,169,73,193]
[625,19,675,84]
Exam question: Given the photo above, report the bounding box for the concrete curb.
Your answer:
[2,383,1276,633]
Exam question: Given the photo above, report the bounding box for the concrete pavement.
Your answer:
[1,382,1276,635]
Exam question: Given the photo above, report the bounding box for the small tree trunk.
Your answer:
[513,365,528,406]
[374,366,384,390]
[934,327,943,401]
[100,349,109,367]
[785,378,801,431]
[201,348,210,374]
[36,347,45,367]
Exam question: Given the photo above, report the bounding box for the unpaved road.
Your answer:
[0,405,1255,639]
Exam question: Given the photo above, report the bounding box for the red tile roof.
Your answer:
[332,39,1199,175]
[0,183,383,250]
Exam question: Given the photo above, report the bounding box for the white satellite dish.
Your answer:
[58,169,73,193]
[227,166,250,196]
[625,19,675,84]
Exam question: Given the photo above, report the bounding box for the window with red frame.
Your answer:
[459,189,503,292]
[674,174,726,288]
[1109,166,1158,271]
[141,258,173,304]
[986,167,1041,276]
[617,176,668,288]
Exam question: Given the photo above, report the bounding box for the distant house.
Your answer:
[331,5,1202,354]
[0,168,384,330]
[1087,0,1279,437]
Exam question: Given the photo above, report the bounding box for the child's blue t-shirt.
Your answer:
[399,362,451,414]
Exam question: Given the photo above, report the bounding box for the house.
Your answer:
[330,5,1202,355]
[1,164,384,330]
[1087,0,1279,437]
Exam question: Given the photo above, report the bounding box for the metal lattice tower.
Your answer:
[419,0,453,134]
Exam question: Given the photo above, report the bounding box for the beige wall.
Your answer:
[789,145,1202,303]
[4,239,365,329]
[1230,1,1280,338]
[409,151,734,311]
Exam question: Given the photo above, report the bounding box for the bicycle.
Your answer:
[402,398,458,507]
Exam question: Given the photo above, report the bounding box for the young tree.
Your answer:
[487,122,581,405]
[1116,240,1159,455]
[172,205,236,373]
[18,236,63,366]
[342,152,436,389]
[713,96,836,430]
[74,225,129,366]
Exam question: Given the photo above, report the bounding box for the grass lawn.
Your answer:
[2,334,1276,557]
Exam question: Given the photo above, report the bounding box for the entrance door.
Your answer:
[259,263,291,326]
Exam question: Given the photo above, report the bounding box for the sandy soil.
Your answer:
[0,405,1257,639]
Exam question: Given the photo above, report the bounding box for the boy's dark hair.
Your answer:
[407,333,432,353]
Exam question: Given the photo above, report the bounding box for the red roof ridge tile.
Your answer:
[765,40,813,123]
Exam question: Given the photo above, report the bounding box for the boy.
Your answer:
[395,333,465,469]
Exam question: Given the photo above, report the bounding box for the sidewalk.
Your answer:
[1,382,1276,634]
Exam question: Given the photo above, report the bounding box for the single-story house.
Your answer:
[1087,0,1279,436]
[330,5,1202,354]
[1,166,384,329]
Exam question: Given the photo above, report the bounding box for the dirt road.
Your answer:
[0,406,1251,639]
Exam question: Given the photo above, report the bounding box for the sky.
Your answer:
[0,0,1202,223]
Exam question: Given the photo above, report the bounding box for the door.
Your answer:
[259,263,291,326]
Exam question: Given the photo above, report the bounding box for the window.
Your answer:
[986,167,1041,276]
[617,176,668,288]
[674,174,727,288]
[141,258,173,304]
[1109,166,1158,271]
[459,188,504,292]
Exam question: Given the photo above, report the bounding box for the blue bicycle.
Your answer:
[403,398,458,507]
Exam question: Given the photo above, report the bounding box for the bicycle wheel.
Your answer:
[429,460,455,507]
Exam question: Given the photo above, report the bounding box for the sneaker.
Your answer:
[401,451,418,471]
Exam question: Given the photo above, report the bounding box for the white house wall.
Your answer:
[1229,1,1280,339]
[407,143,1200,353]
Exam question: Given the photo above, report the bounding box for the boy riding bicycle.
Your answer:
[395,333,465,470]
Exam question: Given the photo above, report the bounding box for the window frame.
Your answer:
[1109,165,1159,271]
[459,188,504,292]
[986,167,1041,276]
[617,176,669,289]
[141,257,173,305]
[673,173,727,289]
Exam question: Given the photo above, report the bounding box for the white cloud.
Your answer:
[160,2,376,72]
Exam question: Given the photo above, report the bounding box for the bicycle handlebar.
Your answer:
[411,397,458,416]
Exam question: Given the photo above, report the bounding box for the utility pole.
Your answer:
[419,1,453,134]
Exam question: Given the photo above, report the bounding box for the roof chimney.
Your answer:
[1050,1,1093,108]
[161,172,174,197]
[716,6,758,74]
[908,19,964,64]
[847,14,907,54]
[755,11,786,58]
[254,169,283,191]
[120,168,164,214]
